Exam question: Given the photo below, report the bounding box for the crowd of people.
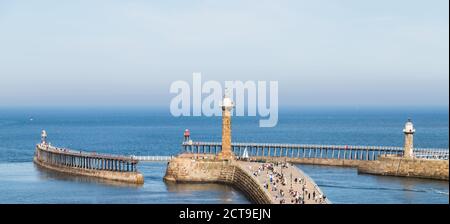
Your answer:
[248,161,327,204]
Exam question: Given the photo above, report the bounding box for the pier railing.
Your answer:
[132,155,174,161]
[182,142,449,161]
[413,149,449,160]
[35,144,140,172]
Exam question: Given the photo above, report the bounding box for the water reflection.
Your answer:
[164,181,250,204]
[368,173,449,202]
[298,164,449,204]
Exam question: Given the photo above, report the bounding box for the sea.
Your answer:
[0,107,448,204]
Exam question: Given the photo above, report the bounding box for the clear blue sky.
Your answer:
[0,0,448,107]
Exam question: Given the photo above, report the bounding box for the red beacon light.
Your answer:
[183,129,191,142]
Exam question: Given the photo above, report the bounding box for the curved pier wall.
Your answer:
[34,157,144,184]
[34,146,144,184]
[164,157,273,204]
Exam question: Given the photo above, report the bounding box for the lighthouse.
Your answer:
[217,94,234,160]
[184,129,191,142]
[41,130,47,145]
[403,119,415,158]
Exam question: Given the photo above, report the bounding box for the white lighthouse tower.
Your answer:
[41,130,48,145]
[403,119,415,158]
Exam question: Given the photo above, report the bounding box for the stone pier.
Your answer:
[358,155,449,180]
[179,119,448,181]
[34,143,144,184]
[164,153,328,204]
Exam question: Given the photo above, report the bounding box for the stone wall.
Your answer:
[250,156,449,181]
[164,157,273,204]
[358,156,449,181]
[34,156,144,184]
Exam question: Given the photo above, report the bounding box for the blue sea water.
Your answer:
[0,107,448,204]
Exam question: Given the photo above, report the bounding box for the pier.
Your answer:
[240,160,329,204]
[164,153,327,204]
[34,131,144,184]
[181,142,449,161]
[166,96,447,204]
[178,141,448,181]
[164,94,330,204]
[32,94,448,204]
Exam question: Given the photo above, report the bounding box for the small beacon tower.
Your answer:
[217,94,234,160]
[403,119,415,158]
[184,129,191,142]
[41,130,48,145]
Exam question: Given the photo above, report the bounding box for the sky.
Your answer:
[0,0,448,107]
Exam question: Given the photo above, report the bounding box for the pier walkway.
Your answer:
[164,152,329,204]
[35,144,140,172]
[133,156,174,162]
[34,142,144,184]
[182,142,449,161]
[238,160,328,204]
